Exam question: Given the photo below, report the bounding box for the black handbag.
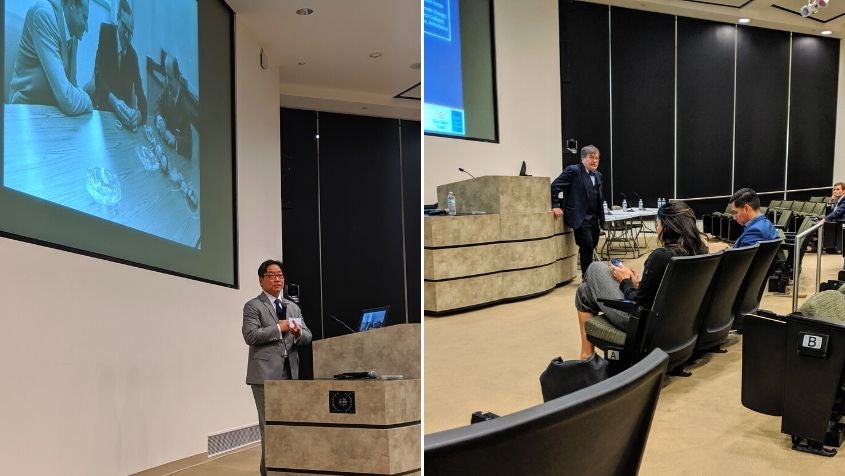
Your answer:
[539,354,609,402]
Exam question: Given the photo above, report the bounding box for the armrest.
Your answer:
[598,298,642,317]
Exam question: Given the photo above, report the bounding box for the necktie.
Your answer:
[274,299,285,320]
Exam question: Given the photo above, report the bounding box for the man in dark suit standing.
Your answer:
[551,145,605,278]
[91,0,146,130]
[243,259,312,476]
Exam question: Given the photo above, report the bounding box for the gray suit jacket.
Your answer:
[242,294,312,385]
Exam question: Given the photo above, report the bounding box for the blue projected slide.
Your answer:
[424,0,465,136]
[3,0,201,248]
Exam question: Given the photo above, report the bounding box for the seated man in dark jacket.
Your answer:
[92,0,146,130]
[156,55,193,158]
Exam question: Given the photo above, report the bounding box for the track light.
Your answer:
[800,0,830,18]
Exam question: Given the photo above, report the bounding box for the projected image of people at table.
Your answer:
[4,0,201,248]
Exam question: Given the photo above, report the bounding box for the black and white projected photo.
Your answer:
[4,0,201,248]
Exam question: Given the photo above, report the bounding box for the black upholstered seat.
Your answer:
[424,349,670,476]
[694,244,758,352]
[742,311,845,456]
[730,238,783,332]
[585,252,722,375]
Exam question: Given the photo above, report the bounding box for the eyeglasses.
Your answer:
[263,273,284,280]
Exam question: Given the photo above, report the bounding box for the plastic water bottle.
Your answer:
[447,191,456,216]
[658,198,664,208]
[622,198,628,211]
[638,198,644,210]
[603,200,609,215]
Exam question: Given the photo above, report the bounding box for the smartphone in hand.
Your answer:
[611,258,623,266]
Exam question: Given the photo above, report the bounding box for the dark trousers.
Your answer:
[251,360,291,476]
[573,217,600,277]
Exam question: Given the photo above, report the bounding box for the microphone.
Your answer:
[458,167,476,179]
[330,315,357,334]
[619,192,629,209]
[633,192,643,209]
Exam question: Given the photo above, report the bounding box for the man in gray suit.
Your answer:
[243,259,312,476]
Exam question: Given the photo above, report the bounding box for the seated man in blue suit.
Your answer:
[551,145,606,277]
[731,188,779,248]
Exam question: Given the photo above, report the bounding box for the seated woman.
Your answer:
[575,201,709,359]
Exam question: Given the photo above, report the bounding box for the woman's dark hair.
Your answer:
[656,201,707,256]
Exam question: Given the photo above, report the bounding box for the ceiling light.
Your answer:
[822,30,833,35]
[738,18,750,24]
[296,8,314,16]
[297,61,306,66]
[368,52,383,59]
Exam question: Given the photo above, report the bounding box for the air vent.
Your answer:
[208,424,260,457]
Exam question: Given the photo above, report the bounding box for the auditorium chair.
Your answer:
[742,311,845,457]
[768,217,815,293]
[584,252,722,376]
[702,204,731,235]
[424,349,670,475]
[694,244,758,353]
[730,238,783,332]
[773,209,793,231]
[809,196,827,203]
[770,200,794,225]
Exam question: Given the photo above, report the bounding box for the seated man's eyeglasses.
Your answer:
[263,273,284,280]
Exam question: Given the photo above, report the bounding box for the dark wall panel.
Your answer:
[560,0,611,197]
[734,27,789,193]
[401,120,421,324]
[611,7,675,206]
[280,108,320,378]
[787,35,839,191]
[319,113,407,338]
[677,18,735,200]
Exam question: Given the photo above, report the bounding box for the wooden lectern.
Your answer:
[264,324,420,475]
[425,176,578,313]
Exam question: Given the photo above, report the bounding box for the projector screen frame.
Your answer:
[424,0,500,143]
[0,0,240,289]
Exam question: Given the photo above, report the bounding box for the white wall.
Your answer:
[833,40,845,184]
[423,0,562,203]
[0,16,280,475]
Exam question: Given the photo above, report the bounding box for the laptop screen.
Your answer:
[359,306,389,332]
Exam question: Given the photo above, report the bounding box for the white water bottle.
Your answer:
[622,198,628,210]
[603,200,609,215]
[658,198,663,208]
[638,198,644,210]
[447,191,456,216]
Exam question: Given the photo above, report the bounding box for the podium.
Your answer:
[424,176,578,314]
[265,324,420,475]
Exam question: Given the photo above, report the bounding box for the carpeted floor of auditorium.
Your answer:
[423,238,845,475]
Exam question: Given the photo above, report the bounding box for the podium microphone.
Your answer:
[458,167,476,179]
[330,315,357,334]
[633,192,643,208]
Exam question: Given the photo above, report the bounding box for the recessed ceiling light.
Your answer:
[410,62,421,70]
[738,18,750,24]
[822,30,833,35]
[368,52,383,59]
[296,8,314,16]
[297,61,306,66]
